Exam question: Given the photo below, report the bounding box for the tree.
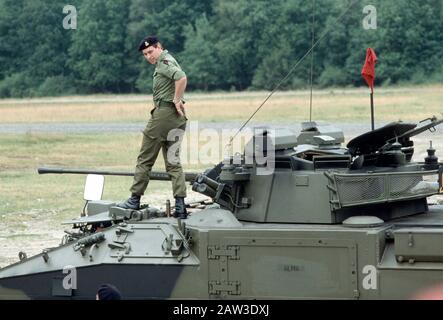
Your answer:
[373,0,443,84]
[211,0,271,90]
[181,14,219,91]
[127,0,214,93]
[1,0,442,97]
[69,0,130,93]
[0,0,75,97]
[252,0,331,90]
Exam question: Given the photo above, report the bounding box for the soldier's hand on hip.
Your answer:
[174,101,185,117]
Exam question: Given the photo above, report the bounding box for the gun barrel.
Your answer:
[37,167,198,182]
[388,117,443,143]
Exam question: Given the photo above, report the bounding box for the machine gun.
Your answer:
[386,116,443,144]
[347,116,443,166]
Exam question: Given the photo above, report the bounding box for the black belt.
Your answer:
[154,100,175,108]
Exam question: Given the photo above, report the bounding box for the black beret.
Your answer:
[97,284,122,300]
[138,36,158,51]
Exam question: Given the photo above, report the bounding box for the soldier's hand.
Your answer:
[174,101,185,117]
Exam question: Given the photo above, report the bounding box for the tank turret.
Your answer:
[194,117,442,224]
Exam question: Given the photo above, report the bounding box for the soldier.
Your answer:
[117,36,188,219]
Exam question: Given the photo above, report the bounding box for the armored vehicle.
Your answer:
[0,117,442,299]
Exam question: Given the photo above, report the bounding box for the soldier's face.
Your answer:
[142,46,162,65]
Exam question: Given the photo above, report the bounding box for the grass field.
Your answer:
[0,132,211,225]
[1,85,442,266]
[0,85,442,123]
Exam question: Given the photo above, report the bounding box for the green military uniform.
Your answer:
[130,50,187,198]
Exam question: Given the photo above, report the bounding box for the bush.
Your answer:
[0,73,34,98]
[291,77,309,89]
[318,66,349,88]
[135,69,153,94]
[33,76,76,97]
[429,65,443,83]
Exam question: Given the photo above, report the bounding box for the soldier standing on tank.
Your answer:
[117,36,188,219]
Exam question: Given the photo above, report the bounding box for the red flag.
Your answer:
[361,48,378,93]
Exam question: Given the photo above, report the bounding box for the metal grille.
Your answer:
[331,170,438,208]
[390,175,423,198]
[335,176,385,204]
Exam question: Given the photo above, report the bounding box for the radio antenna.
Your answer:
[309,0,316,122]
[227,0,358,147]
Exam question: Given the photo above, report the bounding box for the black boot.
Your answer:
[117,193,141,210]
[174,197,188,219]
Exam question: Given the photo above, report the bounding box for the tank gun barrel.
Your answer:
[37,167,198,182]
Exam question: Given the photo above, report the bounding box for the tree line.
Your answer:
[0,0,442,98]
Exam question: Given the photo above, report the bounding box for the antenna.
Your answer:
[309,0,316,122]
[227,0,358,147]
